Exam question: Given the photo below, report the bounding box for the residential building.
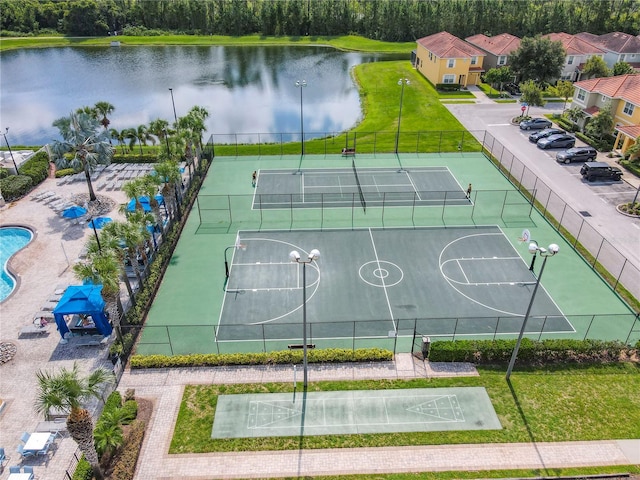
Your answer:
[572,74,640,153]
[415,31,485,88]
[465,33,520,71]
[575,31,640,71]
[543,32,606,82]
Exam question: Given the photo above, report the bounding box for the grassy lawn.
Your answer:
[215,60,479,156]
[275,466,640,480]
[171,363,640,454]
[0,34,414,53]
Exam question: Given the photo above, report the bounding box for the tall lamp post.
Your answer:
[506,240,559,381]
[87,218,102,252]
[290,248,320,389]
[395,79,410,154]
[169,88,178,124]
[295,80,307,156]
[1,128,19,174]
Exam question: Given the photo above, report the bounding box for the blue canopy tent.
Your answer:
[52,285,112,339]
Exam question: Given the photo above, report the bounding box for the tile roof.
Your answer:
[544,32,606,55]
[615,124,640,138]
[584,106,601,116]
[417,31,485,59]
[574,74,640,105]
[575,31,640,54]
[465,33,521,55]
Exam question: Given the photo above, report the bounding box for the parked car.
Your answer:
[536,134,576,149]
[555,147,598,164]
[505,83,521,95]
[529,128,565,143]
[580,162,623,181]
[519,118,552,130]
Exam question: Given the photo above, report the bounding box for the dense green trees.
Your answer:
[1,0,638,41]
[509,36,566,85]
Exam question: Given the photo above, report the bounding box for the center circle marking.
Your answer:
[359,261,403,288]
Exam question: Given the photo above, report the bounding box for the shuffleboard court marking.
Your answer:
[247,394,465,430]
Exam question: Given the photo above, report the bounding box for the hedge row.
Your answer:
[112,154,159,164]
[555,117,578,132]
[130,347,393,369]
[110,419,146,480]
[0,150,50,201]
[428,338,636,364]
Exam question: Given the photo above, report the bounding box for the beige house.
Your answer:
[543,32,606,82]
[572,74,640,153]
[465,33,520,71]
[576,31,640,71]
[415,31,485,87]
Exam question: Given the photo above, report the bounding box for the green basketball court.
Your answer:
[212,387,502,438]
[136,153,636,356]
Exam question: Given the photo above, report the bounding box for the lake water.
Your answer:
[0,45,405,146]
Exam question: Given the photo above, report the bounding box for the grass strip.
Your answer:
[170,363,640,454]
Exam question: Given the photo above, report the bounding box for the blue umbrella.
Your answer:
[62,206,88,219]
[127,195,165,212]
[87,217,112,229]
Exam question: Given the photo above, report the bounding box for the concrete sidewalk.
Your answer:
[117,357,640,480]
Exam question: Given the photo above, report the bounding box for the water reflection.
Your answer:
[0,45,405,145]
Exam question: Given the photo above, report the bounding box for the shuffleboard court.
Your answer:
[253,167,470,209]
[217,226,573,342]
[212,387,501,438]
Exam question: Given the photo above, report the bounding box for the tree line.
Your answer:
[1,0,639,41]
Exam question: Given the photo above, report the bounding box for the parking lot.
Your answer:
[446,102,640,270]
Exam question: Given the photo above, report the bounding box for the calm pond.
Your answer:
[1,45,406,146]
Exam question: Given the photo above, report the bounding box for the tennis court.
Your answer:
[212,387,501,438]
[253,166,470,209]
[218,226,571,343]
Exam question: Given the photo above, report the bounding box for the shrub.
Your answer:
[120,400,138,424]
[19,150,49,184]
[556,117,578,132]
[0,174,33,201]
[55,167,76,178]
[436,83,461,91]
[130,348,393,369]
[428,338,633,365]
[109,419,146,480]
[112,154,159,164]
[103,390,123,413]
[0,167,8,179]
[72,456,93,480]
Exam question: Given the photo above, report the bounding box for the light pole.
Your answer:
[290,248,320,389]
[163,129,171,158]
[395,78,410,154]
[295,80,307,155]
[1,128,19,174]
[169,88,178,125]
[87,217,102,253]
[506,240,559,381]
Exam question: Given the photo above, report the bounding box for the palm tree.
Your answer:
[148,118,170,146]
[35,363,114,480]
[73,248,123,322]
[132,125,153,155]
[109,128,127,154]
[94,101,115,130]
[51,111,113,201]
[140,174,164,231]
[121,176,147,212]
[154,160,182,221]
[100,222,136,305]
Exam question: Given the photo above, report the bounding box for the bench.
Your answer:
[19,324,49,337]
[341,148,356,157]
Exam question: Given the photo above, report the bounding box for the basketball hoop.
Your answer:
[518,229,531,244]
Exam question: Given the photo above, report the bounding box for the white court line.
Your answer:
[300,171,305,204]
[404,171,423,201]
[368,228,396,331]
[456,259,470,284]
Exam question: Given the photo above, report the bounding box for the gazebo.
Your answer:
[52,285,113,340]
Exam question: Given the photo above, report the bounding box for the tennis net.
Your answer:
[351,158,367,212]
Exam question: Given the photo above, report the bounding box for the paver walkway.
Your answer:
[117,358,640,480]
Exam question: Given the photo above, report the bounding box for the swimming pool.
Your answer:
[0,226,34,302]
